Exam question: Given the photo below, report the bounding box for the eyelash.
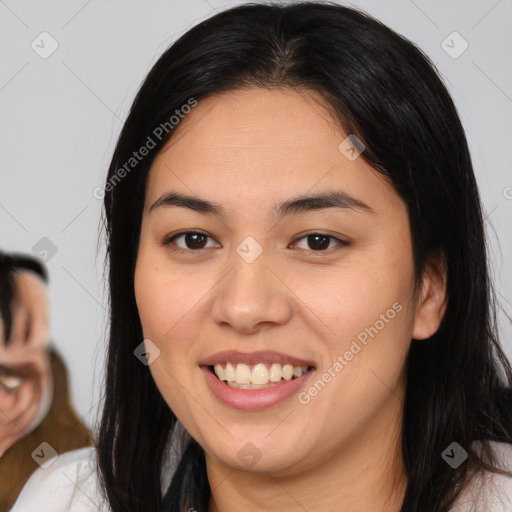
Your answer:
[162,230,350,256]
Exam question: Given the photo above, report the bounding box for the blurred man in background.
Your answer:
[0,251,92,510]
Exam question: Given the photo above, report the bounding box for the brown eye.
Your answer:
[164,231,219,253]
[163,231,349,255]
[182,232,208,249]
[292,233,349,253]
[306,234,330,250]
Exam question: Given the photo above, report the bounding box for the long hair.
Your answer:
[96,2,512,511]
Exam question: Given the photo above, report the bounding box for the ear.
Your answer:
[412,251,448,340]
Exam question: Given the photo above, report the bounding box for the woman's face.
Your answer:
[134,87,443,476]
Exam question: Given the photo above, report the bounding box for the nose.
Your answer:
[211,251,293,334]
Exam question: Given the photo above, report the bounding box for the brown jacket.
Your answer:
[0,347,92,511]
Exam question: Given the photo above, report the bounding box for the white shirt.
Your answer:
[10,440,512,511]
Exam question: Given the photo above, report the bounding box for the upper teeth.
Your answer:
[0,375,23,391]
[213,363,310,385]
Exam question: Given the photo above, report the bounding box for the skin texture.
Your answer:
[134,87,447,512]
[0,271,52,456]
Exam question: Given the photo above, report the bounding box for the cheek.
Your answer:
[134,252,198,419]
[297,251,413,343]
[134,249,201,341]
[133,247,216,387]
[295,247,414,407]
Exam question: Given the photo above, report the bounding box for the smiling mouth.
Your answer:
[207,362,315,389]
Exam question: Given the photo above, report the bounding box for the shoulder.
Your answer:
[10,446,110,511]
[451,440,512,511]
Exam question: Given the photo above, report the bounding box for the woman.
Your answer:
[10,2,512,511]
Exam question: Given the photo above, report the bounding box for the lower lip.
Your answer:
[200,366,315,411]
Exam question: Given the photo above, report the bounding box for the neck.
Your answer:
[206,393,408,512]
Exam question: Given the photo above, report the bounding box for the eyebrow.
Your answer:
[149,190,375,218]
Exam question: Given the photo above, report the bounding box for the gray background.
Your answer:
[1,0,511,428]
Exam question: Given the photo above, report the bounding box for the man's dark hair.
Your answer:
[0,250,48,344]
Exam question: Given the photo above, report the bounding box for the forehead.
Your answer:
[146,87,398,216]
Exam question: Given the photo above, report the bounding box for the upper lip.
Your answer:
[199,350,316,368]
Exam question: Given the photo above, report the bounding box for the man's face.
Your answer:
[0,271,52,456]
